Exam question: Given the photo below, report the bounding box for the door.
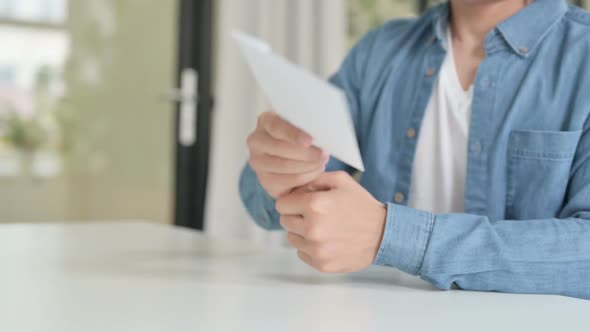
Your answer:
[173,0,214,230]
[0,0,189,225]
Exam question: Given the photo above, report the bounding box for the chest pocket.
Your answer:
[506,130,582,220]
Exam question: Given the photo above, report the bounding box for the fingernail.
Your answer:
[321,151,330,163]
[298,133,313,146]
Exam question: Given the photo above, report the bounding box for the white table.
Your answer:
[1,222,588,332]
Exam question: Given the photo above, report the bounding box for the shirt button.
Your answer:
[471,142,482,154]
[426,67,436,77]
[519,47,529,54]
[407,128,417,139]
[394,193,406,204]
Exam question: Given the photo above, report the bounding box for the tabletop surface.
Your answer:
[1,221,588,332]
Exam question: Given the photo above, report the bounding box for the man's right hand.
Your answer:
[247,112,330,199]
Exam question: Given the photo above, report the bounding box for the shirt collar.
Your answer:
[433,0,569,57]
[433,4,450,49]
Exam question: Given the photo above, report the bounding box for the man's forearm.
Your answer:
[376,203,590,300]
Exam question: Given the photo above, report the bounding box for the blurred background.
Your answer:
[0,0,587,244]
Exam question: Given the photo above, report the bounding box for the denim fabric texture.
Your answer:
[240,0,590,299]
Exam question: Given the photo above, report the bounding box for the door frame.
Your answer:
[174,0,214,230]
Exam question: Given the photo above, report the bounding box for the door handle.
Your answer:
[161,68,198,147]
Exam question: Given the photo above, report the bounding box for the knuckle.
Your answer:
[304,223,322,241]
[246,133,256,149]
[266,113,279,132]
[311,147,324,160]
[258,113,271,131]
[259,111,272,124]
[307,194,325,213]
[304,148,321,161]
[256,115,264,128]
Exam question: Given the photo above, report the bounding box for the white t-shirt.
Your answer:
[408,28,473,214]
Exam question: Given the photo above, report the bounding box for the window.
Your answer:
[0,0,69,177]
[0,0,67,23]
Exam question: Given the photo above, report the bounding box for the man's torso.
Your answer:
[346,0,590,221]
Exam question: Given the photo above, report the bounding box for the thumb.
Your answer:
[307,171,351,191]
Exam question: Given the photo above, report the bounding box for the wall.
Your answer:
[63,0,177,223]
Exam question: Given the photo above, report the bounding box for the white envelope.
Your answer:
[232,31,365,172]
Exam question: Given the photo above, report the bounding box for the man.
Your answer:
[240,0,590,299]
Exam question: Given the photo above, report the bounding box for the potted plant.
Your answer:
[0,107,49,177]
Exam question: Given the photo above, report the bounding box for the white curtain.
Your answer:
[205,0,348,246]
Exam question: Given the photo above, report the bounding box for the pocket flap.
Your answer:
[509,130,582,159]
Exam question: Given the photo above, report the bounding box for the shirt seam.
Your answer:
[416,211,436,274]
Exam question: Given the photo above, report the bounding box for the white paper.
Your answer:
[232,31,365,172]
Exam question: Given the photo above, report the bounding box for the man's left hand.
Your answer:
[276,171,387,273]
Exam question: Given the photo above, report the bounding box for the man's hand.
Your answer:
[247,112,329,198]
[276,171,387,273]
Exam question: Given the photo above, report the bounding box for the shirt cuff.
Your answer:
[239,164,282,230]
[374,203,435,275]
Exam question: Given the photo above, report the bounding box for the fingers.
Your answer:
[260,112,312,146]
[276,189,332,215]
[250,154,327,174]
[261,166,326,198]
[275,191,311,215]
[280,215,305,236]
[248,111,331,198]
[248,130,325,162]
[307,171,351,190]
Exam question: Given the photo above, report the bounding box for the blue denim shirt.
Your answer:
[239,0,590,299]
